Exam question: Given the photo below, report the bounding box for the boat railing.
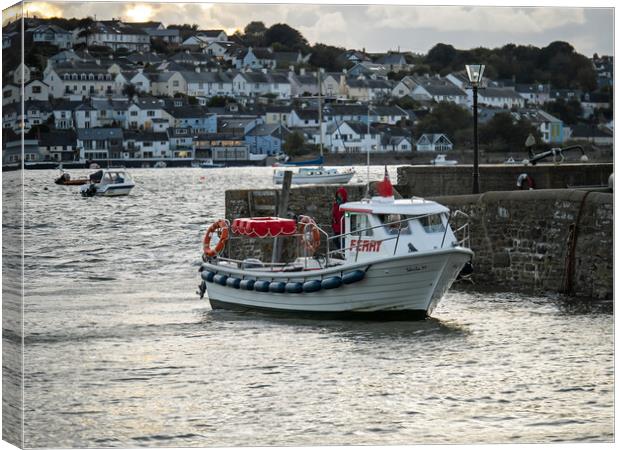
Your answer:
[450,210,471,249]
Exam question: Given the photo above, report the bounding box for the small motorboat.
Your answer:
[154,161,167,168]
[79,169,135,197]
[54,170,89,186]
[430,154,458,165]
[199,159,225,169]
[198,173,473,319]
[273,167,355,185]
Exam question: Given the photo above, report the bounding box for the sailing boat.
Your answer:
[273,70,356,185]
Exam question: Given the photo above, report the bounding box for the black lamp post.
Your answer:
[466,64,485,194]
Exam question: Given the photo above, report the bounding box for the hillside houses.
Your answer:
[3,16,612,167]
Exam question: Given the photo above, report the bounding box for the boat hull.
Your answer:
[201,248,472,318]
[273,172,355,185]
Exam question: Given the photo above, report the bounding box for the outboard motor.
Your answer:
[80,184,97,197]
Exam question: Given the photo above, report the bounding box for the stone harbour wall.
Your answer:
[397,163,613,197]
[431,190,613,300]
[224,185,613,300]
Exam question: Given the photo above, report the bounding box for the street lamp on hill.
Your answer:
[466,64,485,194]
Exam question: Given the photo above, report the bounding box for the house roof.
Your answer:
[480,87,523,100]
[418,82,466,97]
[375,53,407,65]
[133,96,164,109]
[417,133,452,145]
[123,130,169,141]
[76,128,123,140]
[246,123,290,138]
[38,131,77,147]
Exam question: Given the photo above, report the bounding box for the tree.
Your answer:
[543,99,582,125]
[243,21,267,47]
[264,24,309,52]
[308,43,346,71]
[283,131,306,156]
[415,102,471,146]
[479,112,541,152]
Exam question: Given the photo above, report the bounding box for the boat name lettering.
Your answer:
[406,265,427,272]
[350,239,381,252]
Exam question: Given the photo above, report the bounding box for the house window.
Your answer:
[147,111,155,117]
[172,80,179,87]
[32,86,41,94]
[130,111,138,116]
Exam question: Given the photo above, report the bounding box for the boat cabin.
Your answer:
[339,196,458,262]
[97,169,133,185]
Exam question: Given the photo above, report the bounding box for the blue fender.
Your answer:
[285,282,303,293]
[303,279,322,293]
[321,276,343,289]
[254,280,271,292]
[214,274,228,286]
[342,270,365,285]
[201,270,216,282]
[239,279,255,290]
[226,277,241,289]
[269,281,286,293]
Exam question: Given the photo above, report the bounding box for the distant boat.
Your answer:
[273,155,325,167]
[54,170,89,186]
[79,169,135,197]
[154,161,167,168]
[273,167,355,185]
[198,159,225,168]
[430,154,458,166]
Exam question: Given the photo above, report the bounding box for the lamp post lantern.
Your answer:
[466,64,485,194]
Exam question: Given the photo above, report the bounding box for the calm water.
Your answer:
[9,167,614,447]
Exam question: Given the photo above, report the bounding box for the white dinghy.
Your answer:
[198,174,473,319]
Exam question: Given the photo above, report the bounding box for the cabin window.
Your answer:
[348,213,373,237]
[419,214,445,233]
[379,214,410,234]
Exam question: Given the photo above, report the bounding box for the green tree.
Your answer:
[283,131,306,156]
[309,43,347,71]
[479,113,541,152]
[264,24,309,52]
[543,99,582,125]
[243,21,267,47]
[416,102,472,146]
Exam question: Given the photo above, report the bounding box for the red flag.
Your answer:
[377,165,393,197]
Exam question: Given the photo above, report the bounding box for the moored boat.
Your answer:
[273,167,355,185]
[54,170,89,186]
[198,174,473,319]
[79,169,135,197]
[430,154,458,165]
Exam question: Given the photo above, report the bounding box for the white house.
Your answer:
[130,71,152,93]
[82,20,150,52]
[411,82,468,105]
[232,71,291,99]
[474,87,525,109]
[322,121,382,153]
[2,84,19,105]
[183,71,234,97]
[123,131,171,159]
[150,71,186,97]
[30,24,73,49]
[43,61,117,98]
[391,76,417,98]
[416,134,453,152]
[127,96,172,130]
[24,80,50,102]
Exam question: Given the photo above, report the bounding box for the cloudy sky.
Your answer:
[5,1,615,56]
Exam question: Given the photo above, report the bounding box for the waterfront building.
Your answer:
[416,133,454,152]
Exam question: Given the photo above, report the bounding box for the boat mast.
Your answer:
[318,69,323,160]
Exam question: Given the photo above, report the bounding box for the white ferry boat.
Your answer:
[198,175,472,319]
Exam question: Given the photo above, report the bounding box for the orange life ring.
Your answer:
[203,219,229,257]
[297,216,321,254]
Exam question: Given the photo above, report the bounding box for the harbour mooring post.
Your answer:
[271,170,293,263]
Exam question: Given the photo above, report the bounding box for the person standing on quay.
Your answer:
[331,186,348,250]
